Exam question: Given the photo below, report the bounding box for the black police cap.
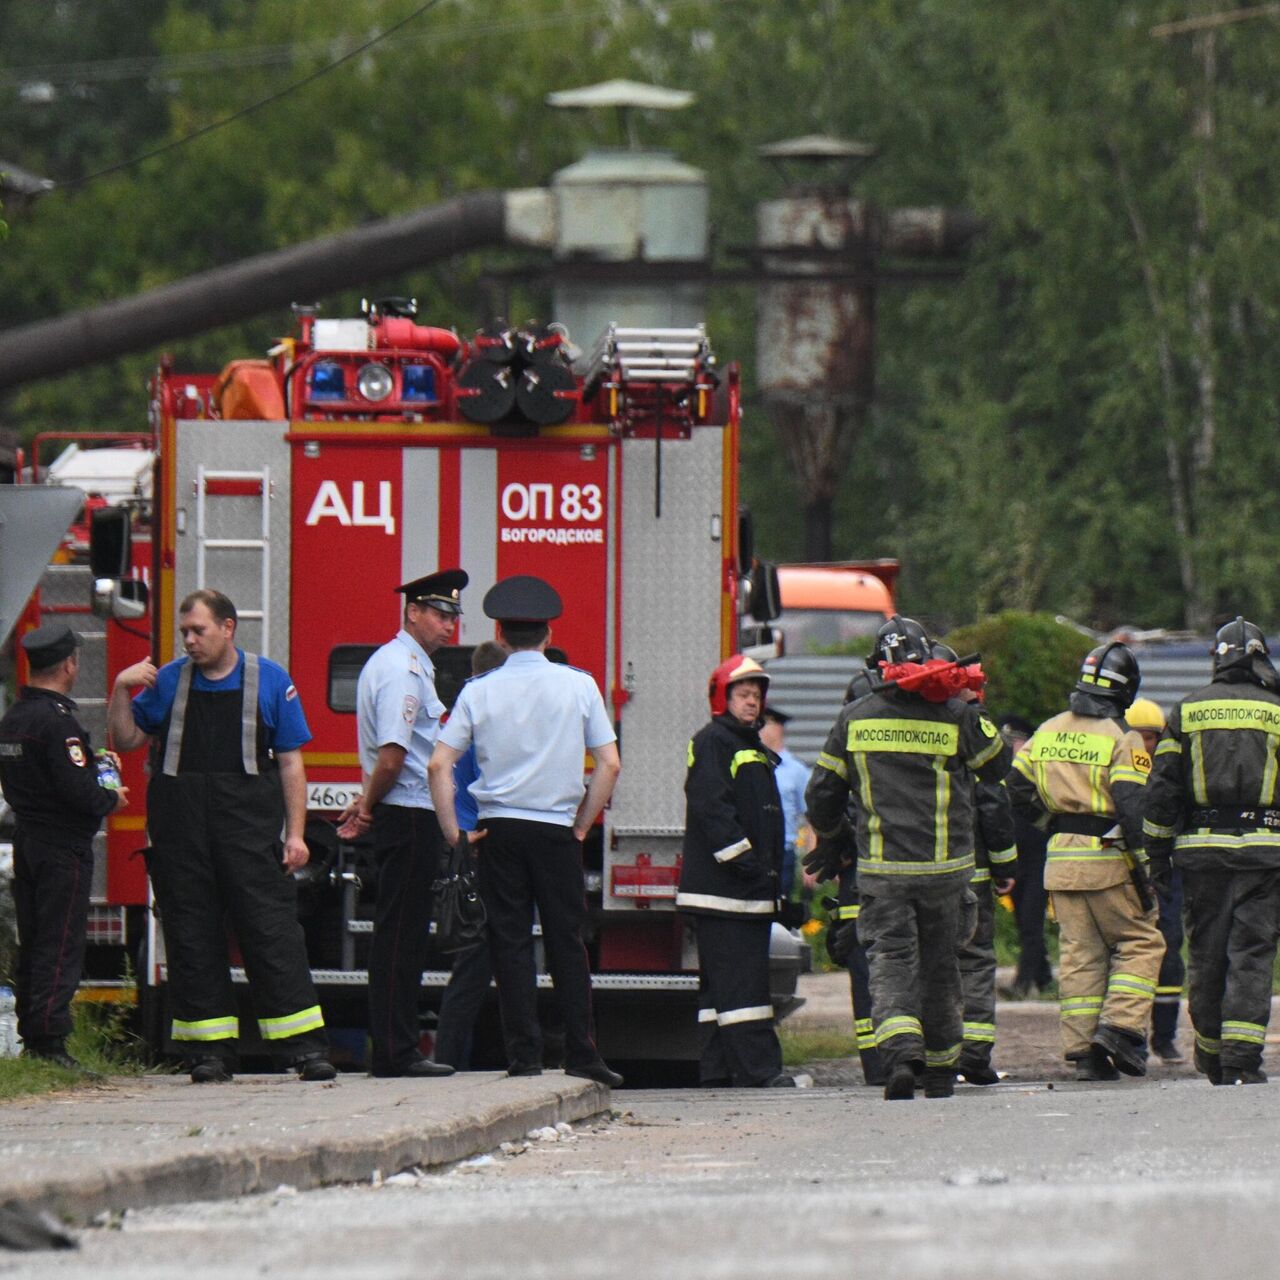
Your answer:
[21,622,80,668]
[395,568,468,616]
[762,705,792,725]
[482,575,562,623]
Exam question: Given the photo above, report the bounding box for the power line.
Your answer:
[54,0,446,190]
[3,0,738,88]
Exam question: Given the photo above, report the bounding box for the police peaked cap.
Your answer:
[21,622,80,668]
[483,575,562,623]
[396,568,468,615]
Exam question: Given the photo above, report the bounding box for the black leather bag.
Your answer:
[432,838,487,953]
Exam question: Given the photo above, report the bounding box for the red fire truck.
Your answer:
[22,300,807,1068]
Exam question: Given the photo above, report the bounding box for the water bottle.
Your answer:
[95,749,122,791]
[0,986,19,1058]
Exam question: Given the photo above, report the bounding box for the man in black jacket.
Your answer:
[676,654,791,1088]
[1143,617,1280,1085]
[0,624,127,1067]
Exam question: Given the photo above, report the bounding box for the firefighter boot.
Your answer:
[1073,1047,1120,1082]
[1092,1024,1148,1078]
[1221,1067,1268,1085]
[1194,1043,1223,1085]
[294,1053,337,1082]
[883,1065,917,1101]
[189,1057,234,1084]
[923,1068,955,1099]
[958,1051,1000,1086]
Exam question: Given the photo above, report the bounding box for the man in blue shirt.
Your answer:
[428,575,623,1087]
[338,568,467,1078]
[108,588,334,1083]
[759,706,811,903]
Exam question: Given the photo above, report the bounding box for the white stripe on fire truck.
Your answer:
[459,447,498,645]
[402,447,440,585]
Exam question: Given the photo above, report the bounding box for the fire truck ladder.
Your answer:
[584,325,717,517]
[194,464,272,654]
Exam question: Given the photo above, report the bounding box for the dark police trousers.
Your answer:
[958,884,997,1069]
[12,831,93,1050]
[1182,867,1280,1073]
[695,914,782,1086]
[368,803,444,1071]
[477,817,601,1071]
[1152,869,1185,1046]
[859,883,966,1077]
[147,771,326,1062]
[835,867,883,1085]
[433,940,493,1069]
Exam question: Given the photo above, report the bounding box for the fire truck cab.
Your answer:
[62,302,808,1068]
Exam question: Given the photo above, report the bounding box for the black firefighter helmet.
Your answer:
[871,614,932,668]
[1211,616,1278,688]
[1075,641,1140,710]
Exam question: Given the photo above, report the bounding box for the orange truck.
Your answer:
[772,561,899,655]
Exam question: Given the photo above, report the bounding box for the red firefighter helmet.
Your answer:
[708,654,770,716]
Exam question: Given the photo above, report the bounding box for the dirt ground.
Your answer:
[787,970,1210,1086]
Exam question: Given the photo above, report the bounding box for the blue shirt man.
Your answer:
[338,568,468,1079]
[428,574,623,1087]
[760,707,811,899]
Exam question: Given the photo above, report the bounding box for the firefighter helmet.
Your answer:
[1126,697,1166,733]
[1075,642,1140,709]
[707,654,770,716]
[1211,616,1276,687]
[873,615,932,668]
[930,641,959,663]
[843,668,881,705]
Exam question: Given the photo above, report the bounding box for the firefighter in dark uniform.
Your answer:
[108,588,334,1083]
[0,624,127,1067]
[806,616,1011,1101]
[337,568,467,1079]
[428,575,624,1087]
[677,655,793,1088]
[1142,617,1280,1086]
[928,644,1019,1085]
[1007,641,1164,1080]
[806,667,884,1086]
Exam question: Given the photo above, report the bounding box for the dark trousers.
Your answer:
[859,885,965,1077]
[1152,868,1185,1045]
[958,882,997,1067]
[694,914,782,1086]
[1011,816,1052,990]
[1182,866,1280,1073]
[836,869,883,1085]
[146,773,326,1063]
[476,817,599,1071]
[12,831,93,1050]
[433,940,493,1069]
[368,803,443,1071]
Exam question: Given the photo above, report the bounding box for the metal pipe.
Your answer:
[0,190,511,390]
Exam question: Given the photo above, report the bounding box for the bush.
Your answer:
[944,612,1091,727]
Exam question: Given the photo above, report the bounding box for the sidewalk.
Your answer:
[0,1071,610,1224]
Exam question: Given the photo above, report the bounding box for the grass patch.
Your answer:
[0,985,151,1101]
[779,1026,855,1066]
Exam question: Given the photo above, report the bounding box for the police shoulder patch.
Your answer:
[402,694,420,725]
[285,683,298,702]
[66,738,87,767]
[1131,750,1152,774]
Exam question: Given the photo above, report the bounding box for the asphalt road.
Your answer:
[14,1075,1280,1280]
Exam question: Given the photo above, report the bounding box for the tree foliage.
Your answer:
[1,2,1278,633]
[945,612,1092,729]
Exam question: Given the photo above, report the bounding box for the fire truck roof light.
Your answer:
[401,364,438,402]
[309,362,346,401]
[357,362,394,402]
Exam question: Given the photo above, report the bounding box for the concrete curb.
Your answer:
[0,1075,611,1225]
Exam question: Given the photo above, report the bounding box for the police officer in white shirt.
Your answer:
[427,575,623,1087]
[339,569,467,1078]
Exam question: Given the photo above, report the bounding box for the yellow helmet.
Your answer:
[1126,697,1166,732]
